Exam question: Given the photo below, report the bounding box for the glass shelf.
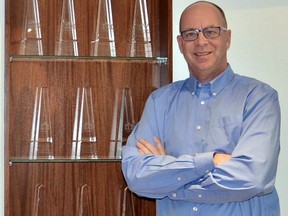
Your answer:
[10,55,168,64]
[9,157,121,163]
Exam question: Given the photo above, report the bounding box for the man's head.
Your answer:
[177,1,231,83]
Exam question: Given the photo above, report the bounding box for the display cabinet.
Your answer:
[5,0,172,215]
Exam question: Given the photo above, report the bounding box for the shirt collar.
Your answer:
[187,64,235,97]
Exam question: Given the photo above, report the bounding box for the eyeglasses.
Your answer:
[180,26,227,41]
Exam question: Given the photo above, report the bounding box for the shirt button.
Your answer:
[192,207,198,212]
[177,177,181,181]
[212,92,217,96]
[200,101,205,105]
[198,194,202,198]
[205,169,210,173]
[191,92,195,96]
[196,125,201,130]
[172,193,177,198]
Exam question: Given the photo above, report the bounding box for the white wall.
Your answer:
[173,1,288,215]
[0,0,4,214]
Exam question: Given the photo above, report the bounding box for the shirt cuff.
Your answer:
[194,151,215,176]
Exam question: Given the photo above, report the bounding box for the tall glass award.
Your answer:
[90,0,116,57]
[29,87,54,159]
[20,0,43,55]
[71,87,98,159]
[76,184,93,216]
[32,184,45,216]
[109,88,135,159]
[127,0,152,57]
[121,187,136,216]
[55,0,79,56]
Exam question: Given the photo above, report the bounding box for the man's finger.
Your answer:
[154,136,166,155]
[136,141,152,155]
[137,139,159,155]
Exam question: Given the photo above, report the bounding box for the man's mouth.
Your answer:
[194,52,211,56]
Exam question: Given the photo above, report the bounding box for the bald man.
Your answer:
[122,1,281,215]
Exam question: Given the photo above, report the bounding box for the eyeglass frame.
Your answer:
[180,26,228,41]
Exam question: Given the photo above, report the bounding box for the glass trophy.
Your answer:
[90,0,116,57]
[32,184,45,216]
[71,87,98,159]
[121,187,135,216]
[29,87,54,160]
[127,0,152,57]
[76,184,93,216]
[109,88,136,159]
[19,0,43,55]
[55,0,79,56]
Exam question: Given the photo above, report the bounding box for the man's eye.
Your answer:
[205,30,215,35]
[204,29,218,37]
[186,31,197,37]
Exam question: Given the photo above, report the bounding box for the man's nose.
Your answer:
[195,32,208,45]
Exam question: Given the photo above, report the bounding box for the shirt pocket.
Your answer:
[206,116,242,153]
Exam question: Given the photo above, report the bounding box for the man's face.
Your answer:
[177,3,231,83]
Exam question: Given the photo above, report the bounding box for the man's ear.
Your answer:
[177,35,184,54]
[225,30,232,49]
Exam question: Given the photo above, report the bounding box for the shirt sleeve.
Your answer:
[170,88,281,204]
[121,92,215,199]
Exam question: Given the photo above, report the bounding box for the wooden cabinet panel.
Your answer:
[9,162,155,216]
[9,58,167,159]
[5,0,172,215]
[9,0,169,57]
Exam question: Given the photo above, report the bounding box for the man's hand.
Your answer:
[136,136,166,155]
[213,153,231,166]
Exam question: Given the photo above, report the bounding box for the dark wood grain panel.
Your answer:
[6,0,172,215]
[9,0,169,57]
[9,59,166,158]
[9,162,156,216]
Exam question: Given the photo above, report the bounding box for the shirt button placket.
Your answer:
[197,98,206,131]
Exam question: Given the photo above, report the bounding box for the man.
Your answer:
[122,1,281,215]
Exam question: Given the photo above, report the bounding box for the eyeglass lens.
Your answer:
[181,27,222,41]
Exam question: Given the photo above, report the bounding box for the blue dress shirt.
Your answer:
[122,65,281,216]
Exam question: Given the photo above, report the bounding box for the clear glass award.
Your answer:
[55,0,79,56]
[121,187,136,216]
[71,87,98,159]
[20,0,43,55]
[32,184,45,216]
[90,0,116,57]
[127,0,152,57]
[29,87,54,160]
[109,88,136,159]
[76,184,93,216]
[123,88,136,134]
